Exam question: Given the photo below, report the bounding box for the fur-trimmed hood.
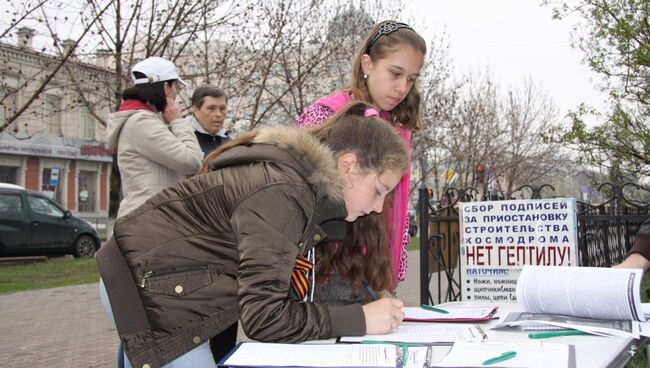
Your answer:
[207,126,344,204]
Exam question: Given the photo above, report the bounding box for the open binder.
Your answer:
[217,342,433,368]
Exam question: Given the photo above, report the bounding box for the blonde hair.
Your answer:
[348,20,427,130]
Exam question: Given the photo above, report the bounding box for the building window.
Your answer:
[0,166,18,184]
[41,167,62,201]
[78,170,95,212]
[79,106,95,140]
[1,88,16,127]
[45,94,61,135]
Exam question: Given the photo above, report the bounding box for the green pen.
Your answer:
[420,304,449,314]
[528,330,586,339]
[482,351,517,365]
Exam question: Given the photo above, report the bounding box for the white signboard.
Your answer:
[49,165,60,186]
[459,198,577,302]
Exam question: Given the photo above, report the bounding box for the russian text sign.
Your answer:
[459,198,577,302]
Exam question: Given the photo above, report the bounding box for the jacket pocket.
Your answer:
[143,265,213,297]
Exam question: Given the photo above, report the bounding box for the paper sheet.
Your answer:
[433,341,570,368]
[403,306,496,321]
[221,342,398,367]
[517,265,645,321]
[339,324,486,344]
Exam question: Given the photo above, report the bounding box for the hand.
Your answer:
[362,298,405,335]
[614,253,650,271]
[162,85,181,123]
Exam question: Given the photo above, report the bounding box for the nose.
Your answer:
[372,196,384,214]
[395,78,409,95]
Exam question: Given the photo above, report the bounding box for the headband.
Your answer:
[366,22,414,53]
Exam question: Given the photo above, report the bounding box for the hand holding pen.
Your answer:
[362,298,405,334]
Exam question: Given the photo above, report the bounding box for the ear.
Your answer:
[360,54,373,76]
[191,105,198,114]
[337,152,359,175]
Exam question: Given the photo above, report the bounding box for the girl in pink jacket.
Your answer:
[296,20,426,301]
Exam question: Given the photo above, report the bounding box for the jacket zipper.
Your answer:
[139,264,209,288]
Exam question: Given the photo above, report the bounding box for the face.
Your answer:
[192,96,227,135]
[361,45,424,112]
[340,155,402,221]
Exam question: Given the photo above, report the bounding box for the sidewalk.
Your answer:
[0,250,422,367]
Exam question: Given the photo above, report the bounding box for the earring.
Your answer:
[363,73,368,79]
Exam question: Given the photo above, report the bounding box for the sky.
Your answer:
[405,0,610,118]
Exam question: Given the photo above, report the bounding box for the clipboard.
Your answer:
[403,306,499,323]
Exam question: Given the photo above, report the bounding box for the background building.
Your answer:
[0,27,112,220]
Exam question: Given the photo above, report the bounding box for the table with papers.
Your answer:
[220,302,646,368]
[425,301,644,368]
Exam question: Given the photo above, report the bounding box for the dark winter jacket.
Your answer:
[96,127,366,368]
[194,129,230,156]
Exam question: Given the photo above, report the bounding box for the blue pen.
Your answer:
[363,281,378,301]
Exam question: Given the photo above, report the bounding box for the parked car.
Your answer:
[0,183,100,258]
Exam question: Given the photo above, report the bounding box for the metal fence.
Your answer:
[417,183,650,305]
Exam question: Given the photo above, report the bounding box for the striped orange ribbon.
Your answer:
[291,254,313,300]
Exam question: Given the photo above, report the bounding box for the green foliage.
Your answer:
[546,0,650,176]
[0,258,99,294]
[562,103,650,175]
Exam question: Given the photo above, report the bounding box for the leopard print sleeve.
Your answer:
[295,103,335,128]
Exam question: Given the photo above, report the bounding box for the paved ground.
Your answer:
[0,250,424,368]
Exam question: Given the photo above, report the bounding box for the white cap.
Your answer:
[131,56,187,86]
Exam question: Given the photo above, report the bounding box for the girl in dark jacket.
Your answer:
[97,102,409,368]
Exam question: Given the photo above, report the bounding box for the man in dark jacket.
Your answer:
[189,85,230,156]
[616,218,650,270]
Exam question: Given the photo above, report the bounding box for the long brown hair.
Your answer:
[348,20,427,130]
[200,103,408,299]
[311,103,408,300]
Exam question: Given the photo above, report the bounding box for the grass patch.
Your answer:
[408,237,420,251]
[0,257,99,294]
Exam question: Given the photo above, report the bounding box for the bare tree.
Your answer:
[496,78,565,197]
[416,68,566,201]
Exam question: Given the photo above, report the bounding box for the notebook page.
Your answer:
[222,342,397,367]
[433,341,570,368]
[517,265,644,321]
[339,324,485,343]
[403,306,495,320]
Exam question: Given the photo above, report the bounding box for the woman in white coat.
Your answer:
[107,57,202,218]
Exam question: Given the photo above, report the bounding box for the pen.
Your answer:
[362,281,378,301]
[420,304,449,314]
[528,330,586,339]
[482,351,517,365]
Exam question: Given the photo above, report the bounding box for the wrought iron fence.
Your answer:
[417,183,650,305]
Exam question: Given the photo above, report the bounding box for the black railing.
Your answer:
[418,183,650,305]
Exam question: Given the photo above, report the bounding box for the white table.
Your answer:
[423,301,642,368]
